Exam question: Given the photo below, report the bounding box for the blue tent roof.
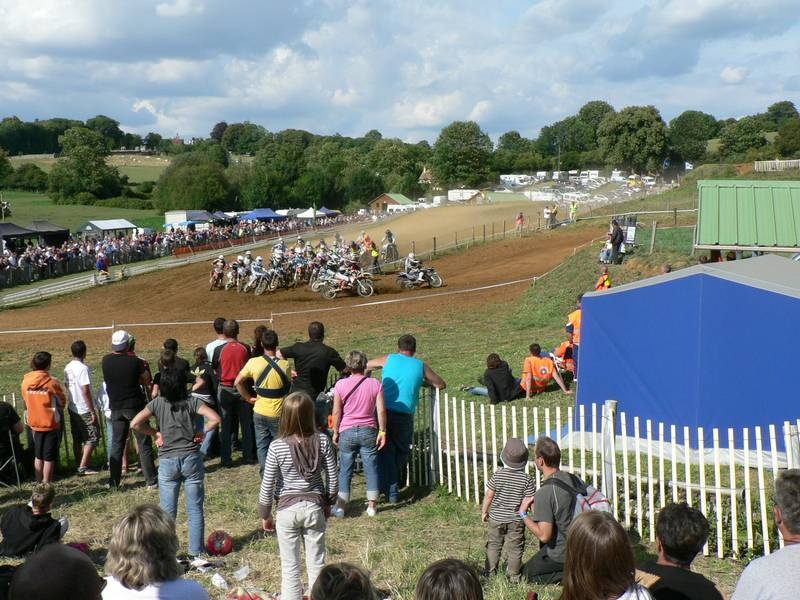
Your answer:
[318,206,340,215]
[238,208,286,221]
[577,255,800,445]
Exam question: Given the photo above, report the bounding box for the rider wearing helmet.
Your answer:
[405,252,425,282]
[382,229,395,245]
[243,250,253,267]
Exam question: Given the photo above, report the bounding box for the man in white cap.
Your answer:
[101,330,157,489]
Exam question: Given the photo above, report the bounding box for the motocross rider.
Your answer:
[248,255,266,287]
[405,252,425,282]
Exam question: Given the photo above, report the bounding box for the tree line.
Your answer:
[1,99,799,213]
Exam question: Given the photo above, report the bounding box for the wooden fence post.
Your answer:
[455,231,458,247]
[492,223,495,239]
[649,221,657,254]
[691,225,697,256]
[483,224,486,242]
[433,237,437,256]
[503,220,506,238]
[472,226,475,242]
[673,208,677,227]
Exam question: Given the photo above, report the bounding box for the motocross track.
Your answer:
[0,223,604,355]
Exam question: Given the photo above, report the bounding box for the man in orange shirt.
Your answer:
[21,352,66,483]
[522,344,571,398]
[595,266,611,291]
[566,294,582,383]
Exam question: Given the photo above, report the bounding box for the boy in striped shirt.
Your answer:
[481,437,535,581]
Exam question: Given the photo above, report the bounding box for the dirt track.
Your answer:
[0,225,603,355]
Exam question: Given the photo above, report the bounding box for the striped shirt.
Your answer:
[487,467,535,523]
[258,433,338,517]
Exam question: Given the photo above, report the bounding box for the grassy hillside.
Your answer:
[1,190,162,231]
[9,154,170,183]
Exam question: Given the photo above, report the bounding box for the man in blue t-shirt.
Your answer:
[367,334,446,503]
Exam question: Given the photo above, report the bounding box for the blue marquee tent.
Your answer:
[238,208,286,221]
[577,255,800,442]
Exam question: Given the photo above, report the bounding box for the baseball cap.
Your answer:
[111,330,130,351]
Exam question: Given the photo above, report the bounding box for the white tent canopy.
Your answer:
[295,208,325,219]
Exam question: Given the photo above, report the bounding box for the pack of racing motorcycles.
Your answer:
[208,229,444,300]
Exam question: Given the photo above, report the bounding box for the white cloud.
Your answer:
[720,66,749,84]
[155,0,204,18]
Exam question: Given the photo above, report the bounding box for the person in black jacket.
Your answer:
[610,220,624,264]
[0,483,68,556]
[461,353,524,405]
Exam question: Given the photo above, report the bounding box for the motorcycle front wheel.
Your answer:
[428,273,443,288]
[356,280,374,297]
[321,284,338,300]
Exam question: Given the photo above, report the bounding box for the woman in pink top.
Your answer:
[331,350,386,517]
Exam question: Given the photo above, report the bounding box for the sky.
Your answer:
[0,0,798,143]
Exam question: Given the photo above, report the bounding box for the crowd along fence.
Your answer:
[404,390,799,561]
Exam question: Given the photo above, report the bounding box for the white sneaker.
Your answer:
[366,506,377,517]
[331,507,345,518]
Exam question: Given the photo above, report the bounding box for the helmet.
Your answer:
[246,250,252,256]
[386,229,391,234]
[408,252,415,260]
[256,256,263,262]
[218,255,224,260]
[237,255,243,262]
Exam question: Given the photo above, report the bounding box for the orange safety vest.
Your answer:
[522,355,556,392]
[554,341,575,373]
[595,274,611,291]
[567,309,582,345]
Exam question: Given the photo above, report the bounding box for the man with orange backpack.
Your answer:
[522,344,571,398]
[21,352,66,483]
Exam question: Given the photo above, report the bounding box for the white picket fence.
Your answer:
[408,391,800,560]
[754,159,800,172]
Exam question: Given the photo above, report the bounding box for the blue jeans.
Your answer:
[378,410,414,502]
[158,451,205,556]
[254,413,281,475]
[466,386,489,397]
[338,425,379,502]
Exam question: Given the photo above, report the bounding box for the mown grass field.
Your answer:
[0,190,162,231]
[9,154,170,184]
[0,211,748,598]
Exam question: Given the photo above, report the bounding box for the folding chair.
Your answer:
[0,429,21,488]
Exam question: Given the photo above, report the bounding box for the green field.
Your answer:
[9,154,170,184]
[0,190,162,231]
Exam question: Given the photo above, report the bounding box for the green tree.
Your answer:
[144,132,163,152]
[47,127,122,201]
[342,166,384,207]
[153,153,232,211]
[210,121,228,142]
[0,149,12,187]
[719,117,766,156]
[765,101,799,130]
[597,105,669,172]
[775,119,800,157]
[577,100,615,146]
[432,121,493,187]
[6,162,48,191]
[535,116,594,157]
[85,115,124,149]
[668,110,719,162]
[221,122,267,155]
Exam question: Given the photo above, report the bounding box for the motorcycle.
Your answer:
[320,271,374,300]
[381,242,399,263]
[243,271,267,294]
[209,266,225,291]
[396,267,443,289]
[224,266,239,290]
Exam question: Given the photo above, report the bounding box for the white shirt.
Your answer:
[616,585,654,600]
[205,338,226,362]
[102,576,209,600]
[732,543,800,600]
[64,359,92,414]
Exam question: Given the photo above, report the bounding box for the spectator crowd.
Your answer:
[1,313,795,599]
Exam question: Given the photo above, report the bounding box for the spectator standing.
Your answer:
[566,295,582,383]
[367,334,446,504]
[212,319,255,467]
[515,212,524,236]
[560,511,653,600]
[259,392,338,600]
[543,206,551,229]
[0,483,68,556]
[638,503,723,600]
[131,371,220,557]
[522,344,571,397]
[610,219,624,264]
[64,340,100,475]
[235,329,291,474]
[481,438,535,581]
[520,436,577,583]
[205,317,227,361]
[280,321,346,399]
[103,505,209,599]
[190,347,218,458]
[162,338,192,382]
[570,200,577,222]
[101,330,157,489]
[331,350,386,518]
[732,469,800,600]
[21,352,65,483]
